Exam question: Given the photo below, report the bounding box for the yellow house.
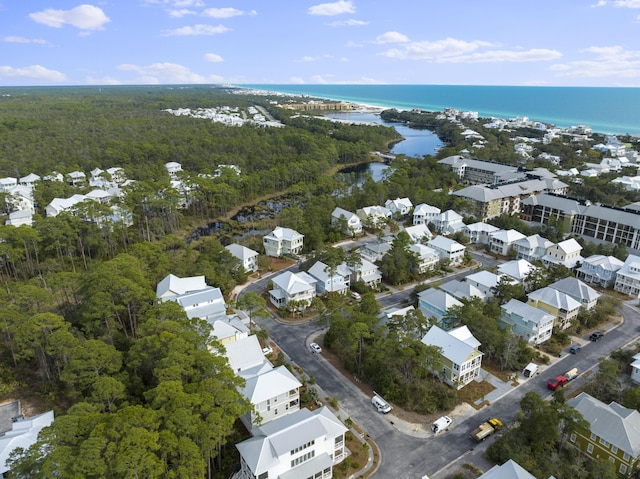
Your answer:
[526,286,581,330]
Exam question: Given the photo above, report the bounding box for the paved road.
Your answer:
[240,256,640,478]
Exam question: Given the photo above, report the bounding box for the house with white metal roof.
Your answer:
[226,243,260,272]
[477,460,537,479]
[5,210,33,227]
[497,259,536,287]
[427,236,466,265]
[330,207,362,235]
[549,277,600,310]
[18,173,40,189]
[421,325,483,388]
[568,392,640,477]
[66,170,86,186]
[514,234,554,262]
[542,238,583,269]
[413,203,441,225]
[500,299,554,345]
[417,288,463,326]
[464,222,500,245]
[385,197,413,217]
[234,406,347,479]
[489,229,526,256]
[166,287,227,322]
[269,271,316,309]
[0,177,17,193]
[631,353,640,385]
[434,210,465,235]
[238,365,302,430]
[438,279,485,302]
[464,270,513,298]
[576,254,624,288]
[345,258,382,288]
[0,410,55,478]
[527,286,582,330]
[263,227,304,257]
[307,261,351,296]
[357,240,392,263]
[356,205,392,228]
[156,274,208,300]
[210,317,249,345]
[165,161,182,179]
[614,254,640,298]
[224,335,269,373]
[408,243,440,274]
[404,223,433,243]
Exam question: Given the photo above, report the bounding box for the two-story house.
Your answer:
[356,205,391,228]
[235,406,348,479]
[576,254,624,289]
[526,286,582,330]
[614,254,640,298]
[500,299,554,345]
[489,229,526,256]
[345,258,382,289]
[417,288,463,326]
[434,210,465,235]
[330,207,363,236]
[357,241,391,264]
[568,392,640,477]
[263,227,304,257]
[385,197,413,217]
[497,259,536,288]
[403,224,433,243]
[427,236,466,266]
[463,222,500,245]
[421,325,483,389]
[513,234,554,262]
[269,271,317,309]
[226,243,260,272]
[413,203,441,225]
[408,244,440,274]
[465,270,513,298]
[307,261,351,296]
[549,277,600,310]
[542,238,583,269]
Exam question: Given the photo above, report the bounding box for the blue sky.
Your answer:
[2,0,640,86]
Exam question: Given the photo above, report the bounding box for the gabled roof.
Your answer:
[439,279,485,301]
[514,234,553,250]
[271,271,316,295]
[555,238,582,254]
[497,259,535,281]
[501,299,555,326]
[307,261,350,284]
[479,459,537,479]
[418,288,463,313]
[404,224,433,242]
[464,222,500,234]
[421,325,481,365]
[265,226,303,242]
[0,410,55,475]
[490,229,526,243]
[428,235,465,253]
[240,366,302,404]
[414,203,440,215]
[568,392,640,458]
[618,254,640,280]
[580,255,622,271]
[465,270,502,290]
[331,206,358,221]
[527,287,581,311]
[549,277,601,303]
[438,209,464,222]
[408,243,439,259]
[224,335,268,372]
[225,243,259,261]
[156,274,208,299]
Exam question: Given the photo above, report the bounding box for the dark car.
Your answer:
[589,331,604,341]
[569,344,581,354]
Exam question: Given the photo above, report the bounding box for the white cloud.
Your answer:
[142,0,205,6]
[614,0,640,7]
[3,36,48,44]
[302,56,317,62]
[329,19,368,27]
[380,37,491,60]
[0,64,66,82]
[29,4,110,30]
[308,0,355,16]
[551,45,640,78]
[374,31,410,44]
[204,53,224,62]
[440,48,562,63]
[202,7,256,18]
[169,9,197,18]
[592,0,608,6]
[290,76,305,84]
[310,74,333,83]
[117,62,223,83]
[163,24,230,36]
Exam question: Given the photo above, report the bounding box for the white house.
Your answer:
[263,227,304,257]
[403,224,433,243]
[210,317,249,345]
[165,287,227,322]
[427,236,466,265]
[18,173,40,189]
[0,177,17,193]
[269,271,316,309]
[66,170,86,186]
[464,270,513,297]
[497,259,536,286]
[224,335,270,373]
[165,161,183,179]
[156,274,208,300]
[489,229,526,256]
[434,210,465,235]
[438,279,485,302]
[357,241,392,263]
[408,244,440,274]
[356,205,391,228]
[513,234,554,262]
[0,410,55,478]
[5,185,35,213]
[385,197,413,217]
[45,194,88,217]
[576,254,624,289]
[463,222,499,245]
[331,207,363,235]
[235,407,347,479]
[307,261,351,295]
[421,325,483,389]
[226,244,260,272]
[238,365,302,429]
[631,353,640,385]
[5,210,33,227]
[542,238,583,269]
[614,254,640,298]
[413,203,441,225]
[345,258,382,288]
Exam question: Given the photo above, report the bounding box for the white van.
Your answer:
[351,292,362,301]
[371,395,392,414]
[522,362,539,378]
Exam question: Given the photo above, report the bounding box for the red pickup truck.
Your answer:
[547,375,568,391]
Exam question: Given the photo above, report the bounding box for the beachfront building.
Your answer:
[614,254,640,298]
[263,227,304,257]
[421,325,483,389]
[500,299,554,345]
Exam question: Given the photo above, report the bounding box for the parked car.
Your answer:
[589,331,604,341]
[432,416,452,434]
[262,345,273,355]
[569,344,581,354]
[371,395,392,414]
[351,292,362,301]
[547,375,568,391]
[310,342,322,354]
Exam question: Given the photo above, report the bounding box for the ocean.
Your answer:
[244,84,640,137]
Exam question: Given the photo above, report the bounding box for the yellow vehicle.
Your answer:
[470,418,503,442]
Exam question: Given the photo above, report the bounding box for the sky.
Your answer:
[2,0,640,87]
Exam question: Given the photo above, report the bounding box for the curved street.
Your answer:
[238,253,640,478]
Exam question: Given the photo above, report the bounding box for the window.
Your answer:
[623,452,630,461]
[590,433,596,440]
[600,438,610,448]
[612,446,618,454]
[609,456,615,463]
[587,444,594,454]
[620,464,627,474]
[570,433,576,443]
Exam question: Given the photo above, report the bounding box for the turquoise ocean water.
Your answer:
[245,84,640,137]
